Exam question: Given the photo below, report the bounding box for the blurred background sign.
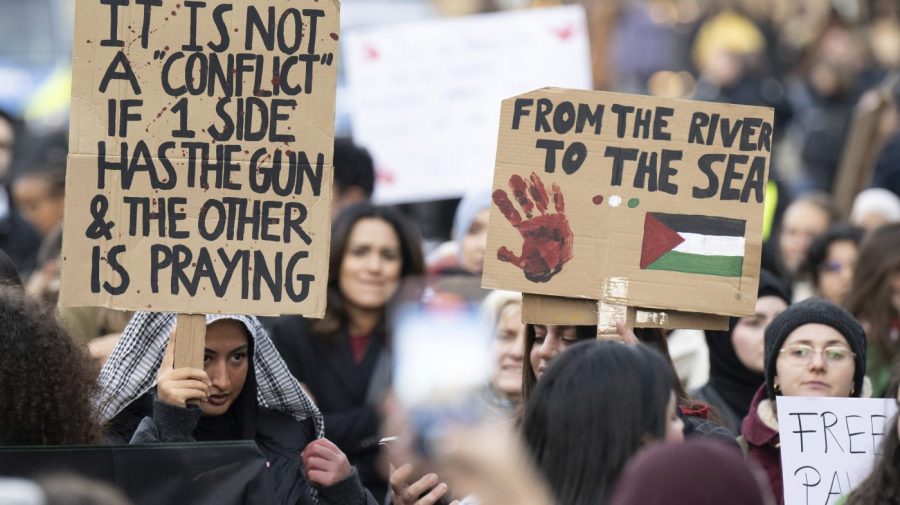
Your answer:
[345,5,592,204]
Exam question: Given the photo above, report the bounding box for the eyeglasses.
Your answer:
[778,344,856,366]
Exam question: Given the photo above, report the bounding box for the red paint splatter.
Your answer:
[86,39,92,44]
[363,44,379,61]
[554,23,576,41]
[330,33,339,41]
[592,195,604,205]
[164,45,169,51]
[271,73,281,87]
[375,169,395,184]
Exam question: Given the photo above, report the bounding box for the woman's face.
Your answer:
[201,320,250,416]
[664,391,685,443]
[817,240,858,304]
[774,323,856,398]
[493,303,525,400]
[338,218,403,311]
[732,296,788,373]
[12,176,64,236]
[460,209,489,274]
[779,201,830,276]
[530,325,581,380]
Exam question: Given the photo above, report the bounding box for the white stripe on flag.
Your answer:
[673,233,745,257]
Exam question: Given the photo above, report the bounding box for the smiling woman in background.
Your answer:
[272,203,426,500]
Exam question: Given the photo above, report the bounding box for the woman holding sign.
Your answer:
[98,312,378,505]
[740,298,868,505]
[271,202,426,500]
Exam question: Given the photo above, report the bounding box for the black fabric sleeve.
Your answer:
[129,395,201,443]
[319,468,380,505]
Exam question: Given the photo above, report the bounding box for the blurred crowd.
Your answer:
[3,0,900,504]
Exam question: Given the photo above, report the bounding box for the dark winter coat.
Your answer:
[740,386,783,505]
[271,316,391,500]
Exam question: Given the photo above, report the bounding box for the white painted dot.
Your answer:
[609,195,622,207]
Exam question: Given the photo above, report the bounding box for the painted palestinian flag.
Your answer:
[640,213,746,277]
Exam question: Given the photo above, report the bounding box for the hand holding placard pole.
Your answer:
[174,313,205,370]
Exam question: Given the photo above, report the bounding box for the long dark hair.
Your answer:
[0,286,101,445]
[803,223,864,293]
[845,370,900,504]
[520,323,596,403]
[844,223,900,373]
[312,203,425,337]
[522,340,676,505]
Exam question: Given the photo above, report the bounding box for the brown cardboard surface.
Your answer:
[483,88,774,317]
[833,91,890,219]
[60,0,339,316]
[521,293,729,330]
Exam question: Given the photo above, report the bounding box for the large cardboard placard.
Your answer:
[60,0,339,316]
[521,293,729,331]
[344,6,592,204]
[777,397,898,505]
[483,88,774,317]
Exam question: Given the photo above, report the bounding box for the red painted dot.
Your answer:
[592,195,604,205]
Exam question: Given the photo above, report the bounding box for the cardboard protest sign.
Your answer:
[777,396,898,505]
[833,91,891,219]
[482,88,774,318]
[60,0,339,316]
[521,293,729,330]
[344,6,592,204]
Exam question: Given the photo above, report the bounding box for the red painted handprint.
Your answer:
[492,172,574,283]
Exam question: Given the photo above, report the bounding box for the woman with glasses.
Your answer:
[740,298,868,505]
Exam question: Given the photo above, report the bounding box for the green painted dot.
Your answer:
[627,198,640,208]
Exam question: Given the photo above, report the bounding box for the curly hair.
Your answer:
[0,286,101,445]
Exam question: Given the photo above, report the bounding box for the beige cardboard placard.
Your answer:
[60,0,339,316]
[483,88,773,317]
[521,293,729,331]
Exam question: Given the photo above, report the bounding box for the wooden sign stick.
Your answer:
[174,313,206,370]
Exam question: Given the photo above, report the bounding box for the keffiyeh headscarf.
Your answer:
[95,311,324,440]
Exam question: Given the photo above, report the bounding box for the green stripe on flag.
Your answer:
[646,251,743,277]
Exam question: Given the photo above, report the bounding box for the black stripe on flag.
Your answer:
[651,213,746,237]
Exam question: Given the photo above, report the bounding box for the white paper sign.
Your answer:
[777,396,898,505]
[344,6,593,204]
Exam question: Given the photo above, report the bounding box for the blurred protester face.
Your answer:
[892,269,900,313]
[774,324,855,398]
[201,320,250,417]
[664,391,685,443]
[530,325,581,380]
[779,201,830,276]
[0,115,13,182]
[460,209,489,274]
[493,302,525,400]
[817,240,858,304]
[13,175,64,235]
[339,217,402,311]
[733,295,788,373]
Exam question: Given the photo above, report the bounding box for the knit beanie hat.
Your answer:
[757,269,790,305]
[763,297,866,400]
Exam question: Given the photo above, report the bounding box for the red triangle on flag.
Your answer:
[640,213,685,269]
